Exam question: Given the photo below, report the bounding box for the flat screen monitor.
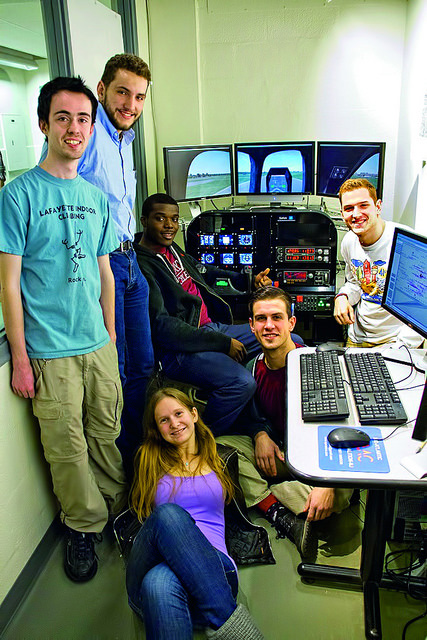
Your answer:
[412,381,427,442]
[163,145,233,202]
[316,141,385,198]
[234,141,315,196]
[382,227,427,340]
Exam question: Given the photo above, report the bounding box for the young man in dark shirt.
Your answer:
[217,287,353,561]
[134,193,273,436]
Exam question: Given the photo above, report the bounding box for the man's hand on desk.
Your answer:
[302,487,335,522]
[254,431,284,477]
[334,295,355,326]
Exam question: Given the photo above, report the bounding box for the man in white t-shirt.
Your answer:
[334,178,423,348]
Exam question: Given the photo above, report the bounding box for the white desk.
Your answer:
[287,347,425,489]
[286,347,426,640]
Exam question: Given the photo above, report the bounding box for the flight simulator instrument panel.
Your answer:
[185,208,337,318]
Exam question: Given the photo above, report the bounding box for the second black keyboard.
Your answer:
[300,351,350,421]
[344,351,408,425]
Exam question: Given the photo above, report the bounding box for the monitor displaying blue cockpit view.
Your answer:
[239,253,253,265]
[316,142,385,198]
[219,234,234,246]
[238,234,253,246]
[220,253,235,266]
[163,145,234,201]
[382,227,427,340]
[200,234,215,246]
[201,253,215,265]
[234,142,315,196]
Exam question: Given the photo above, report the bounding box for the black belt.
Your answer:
[115,240,133,252]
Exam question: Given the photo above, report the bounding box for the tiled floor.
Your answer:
[2,501,426,640]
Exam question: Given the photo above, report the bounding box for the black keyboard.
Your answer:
[344,352,407,425]
[300,352,350,421]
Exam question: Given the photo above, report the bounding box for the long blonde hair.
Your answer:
[131,387,235,520]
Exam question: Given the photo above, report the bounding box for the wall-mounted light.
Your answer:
[0,46,39,71]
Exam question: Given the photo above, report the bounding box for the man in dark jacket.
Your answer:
[134,193,273,435]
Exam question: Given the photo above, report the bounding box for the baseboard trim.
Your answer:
[0,515,62,637]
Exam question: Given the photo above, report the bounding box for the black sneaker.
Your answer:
[64,528,98,582]
[265,503,318,562]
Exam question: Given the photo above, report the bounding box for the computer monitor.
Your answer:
[163,145,234,202]
[382,227,427,442]
[234,142,315,196]
[316,141,385,198]
[412,381,427,442]
[382,227,427,340]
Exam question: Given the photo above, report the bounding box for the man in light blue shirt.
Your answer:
[77,54,154,477]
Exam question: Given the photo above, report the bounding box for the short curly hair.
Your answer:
[338,178,378,205]
[100,53,151,88]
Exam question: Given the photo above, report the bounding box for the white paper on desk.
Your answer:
[400,447,427,479]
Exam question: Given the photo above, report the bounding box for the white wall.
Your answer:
[67,0,123,94]
[0,63,49,178]
[0,363,56,603]
[24,58,50,166]
[142,0,407,218]
[394,0,427,232]
[0,66,31,177]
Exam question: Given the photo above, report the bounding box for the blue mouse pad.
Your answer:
[318,426,390,473]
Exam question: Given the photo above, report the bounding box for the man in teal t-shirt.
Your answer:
[0,77,127,583]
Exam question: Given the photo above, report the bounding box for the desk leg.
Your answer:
[360,489,394,640]
[298,489,395,640]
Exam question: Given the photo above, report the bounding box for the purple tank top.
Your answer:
[155,472,235,568]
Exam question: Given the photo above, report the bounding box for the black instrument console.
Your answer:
[185,207,339,340]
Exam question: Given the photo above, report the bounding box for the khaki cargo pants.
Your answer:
[216,435,353,515]
[31,341,128,532]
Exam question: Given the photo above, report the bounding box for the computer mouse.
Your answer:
[316,343,346,356]
[327,427,371,449]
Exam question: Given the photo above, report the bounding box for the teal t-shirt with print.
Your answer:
[0,165,119,358]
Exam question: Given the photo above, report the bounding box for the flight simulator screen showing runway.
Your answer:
[164,146,233,201]
[234,142,315,195]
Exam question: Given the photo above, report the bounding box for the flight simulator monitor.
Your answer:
[316,141,385,198]
[382,227,427,340]
[163,145,234,202]
[234,142,315,196]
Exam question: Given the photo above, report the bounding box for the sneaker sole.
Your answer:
[300,520,318,562]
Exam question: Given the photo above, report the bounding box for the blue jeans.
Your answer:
[161,322,261,435]
[110,249,154,475]
[126,504,238,640]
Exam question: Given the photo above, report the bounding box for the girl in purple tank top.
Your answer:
[126,387,264,640]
